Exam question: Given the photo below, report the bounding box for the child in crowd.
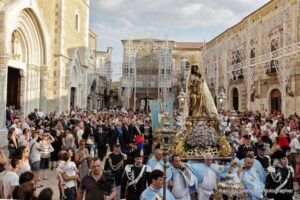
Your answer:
[56,150,67,200]
[57,151,78,200]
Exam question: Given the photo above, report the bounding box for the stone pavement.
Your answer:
[35,169,60,199]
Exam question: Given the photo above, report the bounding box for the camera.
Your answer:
[103,170,115,195]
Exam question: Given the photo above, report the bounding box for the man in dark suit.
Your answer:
[94,124,107,161]
[236,133,257,160]
[122,118,131,149]
[28,108,39,121]
[255,144,270,172]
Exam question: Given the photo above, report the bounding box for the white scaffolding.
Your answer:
[158,37,173,100]
[120,35,175,109]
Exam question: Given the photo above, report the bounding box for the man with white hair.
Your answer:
[188,153,228,200]
[289,131,300,170]
[147,148,172,179]
[269,125,278,143]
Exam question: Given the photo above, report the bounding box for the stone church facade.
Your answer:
[0,0,91,145]
[202,0,300,116]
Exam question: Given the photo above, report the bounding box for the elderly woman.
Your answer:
[289,131,300,170]
[74,139,90,180]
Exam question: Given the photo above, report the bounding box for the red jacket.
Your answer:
[278,134,289,148]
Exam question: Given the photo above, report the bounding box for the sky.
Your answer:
[89,0,270,81]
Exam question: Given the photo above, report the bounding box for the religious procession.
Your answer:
[0,63,299,200]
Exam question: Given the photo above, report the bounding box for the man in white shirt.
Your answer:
[77,121,84,142]
[3,158,22,199]
[269,126,278,143]
[289,131,300,170]
[37,109,45,118]
[21,117,31,131]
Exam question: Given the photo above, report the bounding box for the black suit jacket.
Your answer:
[236,144,257,160]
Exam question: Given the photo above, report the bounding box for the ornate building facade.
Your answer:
[120,38,203,111]
[0,0,91,145]
[202,0,300,116]
[87,44,112,110]
[120,39,175,111]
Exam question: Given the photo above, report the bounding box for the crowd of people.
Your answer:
[0,107,300,200]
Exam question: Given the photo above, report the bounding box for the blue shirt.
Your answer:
[140,186,175,200]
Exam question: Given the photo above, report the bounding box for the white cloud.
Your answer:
[90,0,270,80]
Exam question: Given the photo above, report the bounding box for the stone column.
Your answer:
[40,65,48,113]
[0,55,8,146]
[19,68,26,120]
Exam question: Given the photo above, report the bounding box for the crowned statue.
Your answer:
[186,65,218,118]
[172,64,232,158]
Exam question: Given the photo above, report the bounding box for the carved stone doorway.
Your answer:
[232,87,239,111]
[270,89,281,113]
[70,87,77,110]
[6,67,21,109]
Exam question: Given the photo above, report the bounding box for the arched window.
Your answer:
[75,13,79,31]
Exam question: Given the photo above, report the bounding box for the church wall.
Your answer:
[36,0,56,102]
[37,0,90,112]
[0,0,52,145]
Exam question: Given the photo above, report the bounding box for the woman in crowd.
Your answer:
[278,129,290,152]
[50,122,63,170]
[16,145,31,175]
[18,128,31,146]
[74,139,90,181]
[7,127,18,159]
[40,131,55,180]
[62,129,77,155]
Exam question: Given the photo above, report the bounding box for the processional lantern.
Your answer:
[229,109,238,121]
[218,91,226,110]
[177,90,186,110]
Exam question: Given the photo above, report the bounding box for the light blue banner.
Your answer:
[150,100,160,132]
[163,100,174,127]
[150,100,174,132]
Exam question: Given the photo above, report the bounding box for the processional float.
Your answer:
[154,64,246,200]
